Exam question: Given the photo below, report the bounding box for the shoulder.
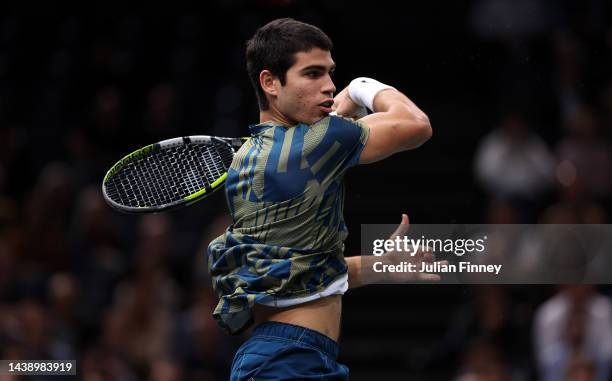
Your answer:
[308,116,369,145]
[310,115,367,129]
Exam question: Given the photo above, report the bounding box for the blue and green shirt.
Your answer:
[207,115,369,334]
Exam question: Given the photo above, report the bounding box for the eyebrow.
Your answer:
[300,64,336,73]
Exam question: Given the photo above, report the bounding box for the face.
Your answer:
[267,48,336,125]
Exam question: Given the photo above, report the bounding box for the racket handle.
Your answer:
[219,137,248,149]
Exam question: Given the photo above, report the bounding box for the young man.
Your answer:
[208,18,434,380]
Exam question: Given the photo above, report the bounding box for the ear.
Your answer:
[259,70,279,98]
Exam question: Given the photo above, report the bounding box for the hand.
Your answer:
[332,86,368,119]
[365,214,449,283]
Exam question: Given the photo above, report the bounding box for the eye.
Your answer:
[306,71,319,78]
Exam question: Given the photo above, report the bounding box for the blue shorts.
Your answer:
[230,322,349,381]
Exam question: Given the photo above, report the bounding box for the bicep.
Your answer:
[358,113,432,164]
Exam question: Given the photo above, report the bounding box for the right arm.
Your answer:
[332,79,432,164]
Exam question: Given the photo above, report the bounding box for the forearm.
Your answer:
[348,77,430,124]
[347,251,443,289]
[372,89,430,125]
[337,77,432,163]
[347,256,365,289]
[347,255,382,289]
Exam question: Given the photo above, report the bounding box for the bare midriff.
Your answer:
[253,294,342,341]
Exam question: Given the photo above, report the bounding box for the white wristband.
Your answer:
[348,77,395,112]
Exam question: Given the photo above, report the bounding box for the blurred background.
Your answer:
[1,1,612,380]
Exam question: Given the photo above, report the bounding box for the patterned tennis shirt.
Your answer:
[207,115,369,334]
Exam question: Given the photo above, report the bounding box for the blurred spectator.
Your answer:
[454,338,512,381]
[23,162,75,272]
[556,106,612,200]
[148,359,182,381]
[484,198,521,224]
[47,273,80,357]
[0,204,24,300]
[553,31,586,123]
[90,86,124,148]
[534,285,612,381]
[475,110,556,220]
[143,82,178,140]
[433,285,531,380]
[136,214,174,265]
[83,85,134,167]
[92,213,181,372]
[0,5,610,380]
[172,287,232,381]
[80,343,137,381]
[0,299,74,361]
[469,0,554,41]
[68,185,122,260]
[565,351,596,381]
[66,185,129,333]
[103,255,178,372]
[63,128,99,188]
[541,179,607,224]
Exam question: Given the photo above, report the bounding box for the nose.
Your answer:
[322,74,336,96]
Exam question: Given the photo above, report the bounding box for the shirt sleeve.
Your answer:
[341,117,370,168]
[305,116,370,183]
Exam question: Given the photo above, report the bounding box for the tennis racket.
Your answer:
[102,135,246,213]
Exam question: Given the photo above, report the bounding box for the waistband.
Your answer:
[251,321,339,358]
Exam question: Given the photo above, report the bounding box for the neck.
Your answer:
[259,106,295,126]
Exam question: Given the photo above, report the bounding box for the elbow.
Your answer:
[398,104,432,147]
[419,119,433,143]
[413,109,432,144]
[401,118,432,149]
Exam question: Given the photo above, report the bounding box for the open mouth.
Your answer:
[319,100,334,114]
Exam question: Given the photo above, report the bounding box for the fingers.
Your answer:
[333,86,364,117]
[384,212,444,283]
[389,213,410,240]
[413,243,434,261]
[334,103,353,117]
[332,87,348,114]
[331,100,338,112]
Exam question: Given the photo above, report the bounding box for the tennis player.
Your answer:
[208,18,435,380]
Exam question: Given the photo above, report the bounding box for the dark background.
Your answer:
[1,1,612,380]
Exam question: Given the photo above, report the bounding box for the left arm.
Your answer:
[346,214,445,289]
[347,255,365,289]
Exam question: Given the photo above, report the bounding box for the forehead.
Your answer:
[290,48,335,70]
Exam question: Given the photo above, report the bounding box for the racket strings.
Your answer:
[105,142,234,208]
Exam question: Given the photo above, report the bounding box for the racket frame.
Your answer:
[102,135,245,214]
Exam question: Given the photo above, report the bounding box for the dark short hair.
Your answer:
[246,18,333,110]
